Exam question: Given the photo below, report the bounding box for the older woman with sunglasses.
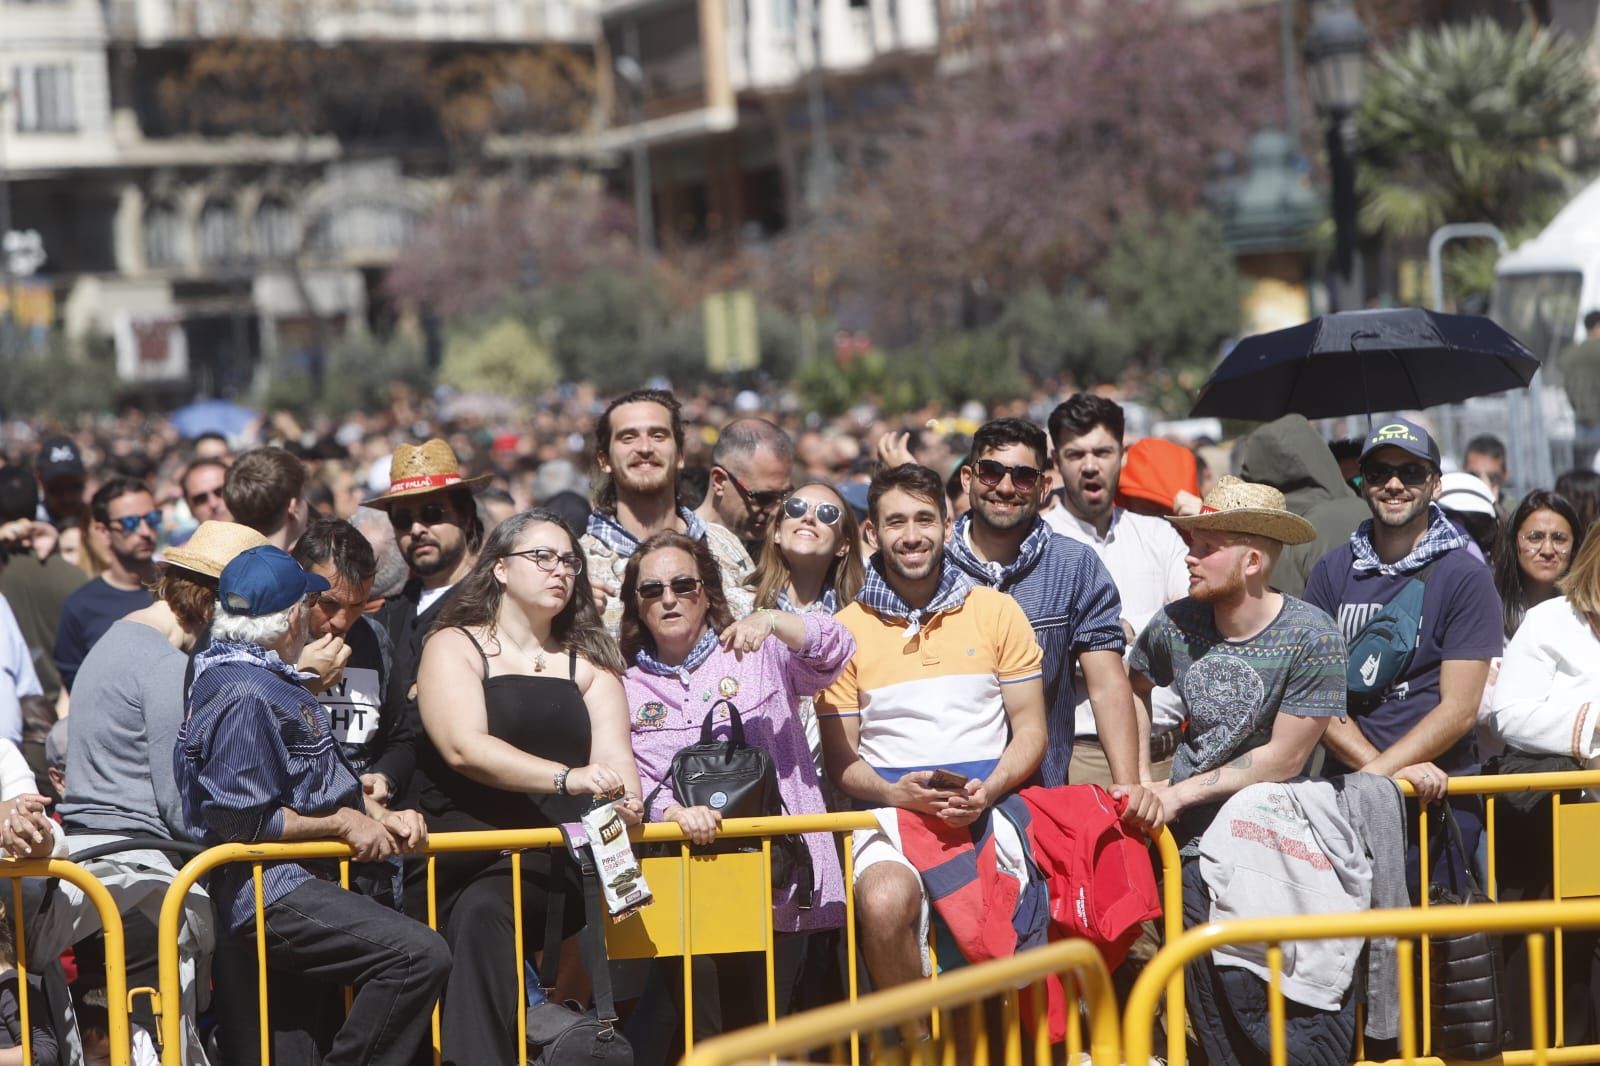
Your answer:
[620,530,854,1054]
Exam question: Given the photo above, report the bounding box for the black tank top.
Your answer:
[415,631,591,832]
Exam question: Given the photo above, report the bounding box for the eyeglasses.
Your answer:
[973,459,1044,493]
[389,503,450,531]
[507,547,585,575]
[782,495,842,526]
[636,576,703,600]
[109,511,162,535]
[188,489,221,508]
[1360,461,1433,487]
[1519,529,1574,553]
[722,469,793,510]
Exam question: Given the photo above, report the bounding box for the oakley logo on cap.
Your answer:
[1373,423,1419,443]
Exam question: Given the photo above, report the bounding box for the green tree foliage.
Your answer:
[440,317,559,398]
[261,333,431,414]
[1358,19,1598,244]
[0,332,117,419]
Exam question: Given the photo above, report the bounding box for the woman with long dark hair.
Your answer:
[620,530,852,1060]
[1494,490,1584,639]
[413,507,642,1066]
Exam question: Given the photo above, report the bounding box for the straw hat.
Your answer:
[1167,476,1316,546]
[362,439,491,508]
[163,521,270,580]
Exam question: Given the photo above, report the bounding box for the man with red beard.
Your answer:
[581,388,754,633]
[1128,477,1347,849]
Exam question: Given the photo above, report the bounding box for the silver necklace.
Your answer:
[505,631,548,672]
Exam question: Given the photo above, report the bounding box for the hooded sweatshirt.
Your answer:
[1238,415,1371,597]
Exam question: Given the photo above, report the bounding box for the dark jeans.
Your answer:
[235,878,451,1066]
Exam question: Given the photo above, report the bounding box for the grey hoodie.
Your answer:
[1239,414,1372,597]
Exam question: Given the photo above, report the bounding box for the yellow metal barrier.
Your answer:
[1136,770,1600,1066]
[0,858,133,1066]
[155,812,881,1065]
[683,936,1123,1066]
[1124,897,1600,1066]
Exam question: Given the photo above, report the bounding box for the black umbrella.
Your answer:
[1189,308,1540,421]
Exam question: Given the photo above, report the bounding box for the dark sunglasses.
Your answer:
[110,511,162,535]
[188,489,221,507]
[973,459,1044,493]
[389,503,450,530]
[636,576,703,600]
[782,496,842,526]
[1360,461,1433,488]
[723,469,792,510]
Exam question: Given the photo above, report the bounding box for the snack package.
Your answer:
[581,800,652,922]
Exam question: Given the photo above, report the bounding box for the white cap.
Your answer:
[1437,471,1496,517]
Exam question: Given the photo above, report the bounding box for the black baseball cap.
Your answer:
[36,438,85,483]
[1360,418,1441,470]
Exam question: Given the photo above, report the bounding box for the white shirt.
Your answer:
[1488,596,1600,762]
[417,584,452,616]
[0,596,39,747]
[1044,502,1190,732]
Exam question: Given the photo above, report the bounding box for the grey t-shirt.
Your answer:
[1131,595,1348,785]
[59,620,190,840]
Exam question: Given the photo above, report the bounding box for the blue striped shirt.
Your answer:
[175,641,363,933]
[946,516,1125,786]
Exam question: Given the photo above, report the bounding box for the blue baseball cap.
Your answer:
[1360,417,1441,470]
[219,545,330,618]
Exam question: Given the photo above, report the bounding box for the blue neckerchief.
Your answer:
[194,639,319,686]
[1351,503,1468,576]
[945,513,1053,590]
[632,628,720,687]
[777,587,839,615]
[585,506,709,558]
[856,555,973,638]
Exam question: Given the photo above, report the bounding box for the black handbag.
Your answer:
[525,827,633,1065]
[648,698,814,908]
[1427,803,1505,1061]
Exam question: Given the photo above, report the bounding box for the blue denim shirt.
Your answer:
[175,640,363,933]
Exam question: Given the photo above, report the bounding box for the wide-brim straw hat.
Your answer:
[162,521,270,580]
[1168,476,1316,546]
[362,439,492,508]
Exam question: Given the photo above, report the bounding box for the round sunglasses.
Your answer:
[782,496,842,526]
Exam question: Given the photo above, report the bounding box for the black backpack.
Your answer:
[648,699,814,908]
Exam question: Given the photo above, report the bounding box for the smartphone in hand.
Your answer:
[926,768,969,792]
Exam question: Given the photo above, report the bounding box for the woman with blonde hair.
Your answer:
[747,483,865,615]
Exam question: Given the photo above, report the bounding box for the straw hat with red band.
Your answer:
[1167,476,1316,546]
[362,439,492,508]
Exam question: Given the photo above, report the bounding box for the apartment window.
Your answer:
[143,203,181,270]
[774,0,795,32]
[12,65,77,133]
[254,198,296,261]
[198,200,243,266]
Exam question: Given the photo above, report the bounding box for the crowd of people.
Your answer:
[0,382,1597,1064]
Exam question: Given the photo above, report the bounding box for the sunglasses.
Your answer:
[782,496,842,526]
[722,469,793,510]
[1360,461,1433,487]
[109,511,163,535]
[188,489,221,507]
[389,503,451,530]
[507,547,585,576]
[973,459,1044,493]
[636,576,703,600]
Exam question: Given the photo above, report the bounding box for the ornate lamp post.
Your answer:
[1303,1,1368,311]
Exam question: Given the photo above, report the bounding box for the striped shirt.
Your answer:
[817,585,1043,785]
[175,641,363,933]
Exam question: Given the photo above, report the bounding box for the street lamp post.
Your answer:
[616,33,654,257]
[1303,0,1368,313]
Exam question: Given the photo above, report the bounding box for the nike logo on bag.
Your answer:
[1360,654,1381,687]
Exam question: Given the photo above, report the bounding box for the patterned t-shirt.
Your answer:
[1130,594,1347,785]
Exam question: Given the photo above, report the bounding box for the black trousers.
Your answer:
[234,878,451,1066]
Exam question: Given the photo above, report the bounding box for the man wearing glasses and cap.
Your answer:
[54,478,159,694]
[1305,417,1502,895]
[943,418,1161,826]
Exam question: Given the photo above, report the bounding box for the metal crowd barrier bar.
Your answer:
[1123,897,1600,1066]
[682,936,1123,1066]
[154,812,882,1066]
[0,857,133,1066]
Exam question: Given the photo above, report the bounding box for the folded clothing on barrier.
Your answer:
[1198,774,1406,1039]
